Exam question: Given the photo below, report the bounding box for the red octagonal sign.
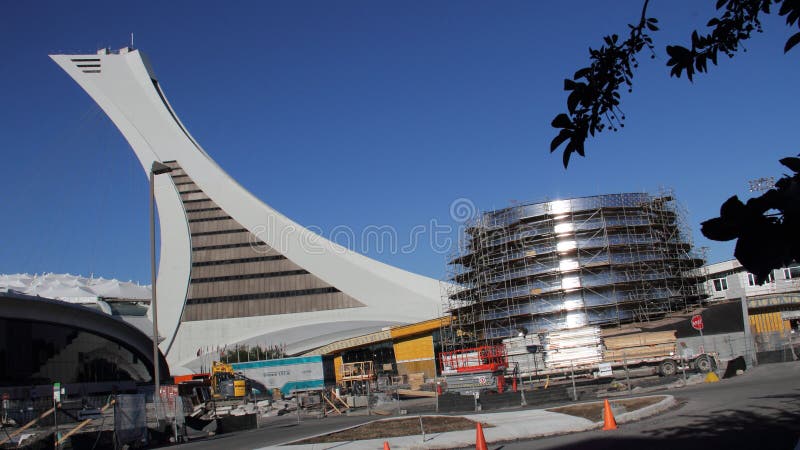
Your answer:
[691,314,704,331]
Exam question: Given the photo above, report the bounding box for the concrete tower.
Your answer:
[51,48,441,368]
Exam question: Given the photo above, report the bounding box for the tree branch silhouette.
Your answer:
[550,0,800,282]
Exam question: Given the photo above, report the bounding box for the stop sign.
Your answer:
[691,314,704,330]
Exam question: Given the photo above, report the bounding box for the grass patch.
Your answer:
[294,416,490,444]
[547,396,664,422]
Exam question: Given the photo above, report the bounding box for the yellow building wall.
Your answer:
[749,311,792,334]
[397,360,436,378]
[389,317,450,340]
[393,334,436,379]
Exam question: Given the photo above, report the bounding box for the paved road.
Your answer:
[173,361,800,449]
[495,361,800,450]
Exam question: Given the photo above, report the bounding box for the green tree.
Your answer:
[551,0,800,283]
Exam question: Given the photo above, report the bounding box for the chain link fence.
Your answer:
[114,394,147,447]
[753,330,800,363]
[0,389,189,448]
[677,330,799,369]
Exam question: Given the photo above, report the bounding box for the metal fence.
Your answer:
[0,389,187,448]
[678,330,799,368]
[753,330,800,363]
[114,394,147,447]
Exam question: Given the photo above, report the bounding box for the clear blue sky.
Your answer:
[1,1,797,283]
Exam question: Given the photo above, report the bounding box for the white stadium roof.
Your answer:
[0,273,151,304]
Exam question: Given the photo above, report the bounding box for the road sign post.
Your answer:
[691,315,706,354]
[53,382,61,449]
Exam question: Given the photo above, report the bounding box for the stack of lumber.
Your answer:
[503,335,545,374]
[542,326,603,369]
[602,330,677,361]
[503,334,542,353]
[407,372,425,391]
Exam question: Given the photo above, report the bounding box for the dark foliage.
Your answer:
[549,0,658,168]
[551,0,800,167]
[667,0,800,80]
[701,156,800,283]
[550,0,800,283]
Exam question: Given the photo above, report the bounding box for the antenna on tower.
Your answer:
[130,32,134,49]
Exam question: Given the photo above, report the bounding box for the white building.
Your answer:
[704,259,800,337]
[704,260,800,303]
[51,48,442,370]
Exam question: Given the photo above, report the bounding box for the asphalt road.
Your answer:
[173,361,800,449]
[495,360,800,450]
[172,413,376,450]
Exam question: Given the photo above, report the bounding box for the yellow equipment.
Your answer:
[211,361,248,398]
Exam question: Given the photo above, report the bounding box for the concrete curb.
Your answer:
[615,395,678,424]
[602,374,706,398]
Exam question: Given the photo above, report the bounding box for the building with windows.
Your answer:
[51,48,442,370]
[703,259,800,337]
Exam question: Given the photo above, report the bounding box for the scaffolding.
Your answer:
[441,192,707,353]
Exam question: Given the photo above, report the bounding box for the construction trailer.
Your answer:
[230,356,332,396]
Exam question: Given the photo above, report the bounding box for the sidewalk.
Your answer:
[261,395,677,450]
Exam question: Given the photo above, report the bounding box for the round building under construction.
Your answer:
[442,192,707,350]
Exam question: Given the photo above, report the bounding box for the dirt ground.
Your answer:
[295,416,490,444]
[547,396,664,422]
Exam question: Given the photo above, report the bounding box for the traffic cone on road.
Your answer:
[383,442,391,450]
[476,422,488,450]
[602,399,617,431]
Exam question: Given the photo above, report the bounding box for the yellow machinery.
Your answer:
[211,361,247,398]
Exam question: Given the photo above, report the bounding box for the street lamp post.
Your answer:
[150,161,173,420]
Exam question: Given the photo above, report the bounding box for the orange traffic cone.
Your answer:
[383,442,391,450]
[476,422,488,450]
[602,399,617,430]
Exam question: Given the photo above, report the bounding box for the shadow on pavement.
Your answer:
[521,391,800,450]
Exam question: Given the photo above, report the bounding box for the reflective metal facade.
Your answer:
[444,193,706,348]
[0,291,170,388]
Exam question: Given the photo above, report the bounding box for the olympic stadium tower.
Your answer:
[51,48,441,368]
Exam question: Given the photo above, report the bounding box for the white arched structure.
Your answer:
[51,48,442,368]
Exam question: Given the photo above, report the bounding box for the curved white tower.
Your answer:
[51,48,441,368]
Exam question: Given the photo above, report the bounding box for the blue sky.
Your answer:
[1,1,798,283]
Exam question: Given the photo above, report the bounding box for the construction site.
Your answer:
[6,191,795,448]
[439,192,709,381]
